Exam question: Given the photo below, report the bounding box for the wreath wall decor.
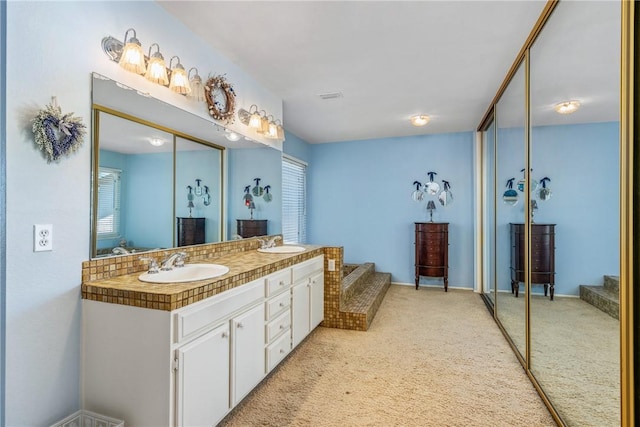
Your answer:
[204,74,236,123]
[32,97,86,163]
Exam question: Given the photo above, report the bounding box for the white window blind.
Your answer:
[97,167,122,239]
[282,156,307,244]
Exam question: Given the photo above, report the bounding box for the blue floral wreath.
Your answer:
[32,100,86,163]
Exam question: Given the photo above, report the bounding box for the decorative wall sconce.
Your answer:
[187,67,205,102]
[117,29,145,74]
[144,43,169,85]
[168,56,190,95]
[238,105,285,142]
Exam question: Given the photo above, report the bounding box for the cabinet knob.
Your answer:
[221,332,228,339]
[280,349,285,354]
[279,324,284,329]
[279,281,285,286]
[279,302,285,307]
[236,323,244,329]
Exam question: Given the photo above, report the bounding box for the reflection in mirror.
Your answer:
[495,63,526,359]
[482,118,496,306]
[175,137,222,245]
[91,73,283,259]
[528,1,620,425]
[94,111,174,257]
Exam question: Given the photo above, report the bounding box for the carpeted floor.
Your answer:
[220,285,555,426]
[496,293,620,427]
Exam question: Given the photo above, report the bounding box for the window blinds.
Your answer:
[97,167,121,238]
[282,156,307,244]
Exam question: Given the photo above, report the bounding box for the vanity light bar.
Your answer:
[101,31,196,97]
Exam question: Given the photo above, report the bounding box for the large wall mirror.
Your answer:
[479,1,625,425]
[91,74,283,258]
[528,1,620,425]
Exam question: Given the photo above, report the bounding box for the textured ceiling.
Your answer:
[158,1,619,144]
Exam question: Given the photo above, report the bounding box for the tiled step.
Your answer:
[341,263,375,305]
[604,275,619,294]
[341,272,391,331]
[580,284,619,320]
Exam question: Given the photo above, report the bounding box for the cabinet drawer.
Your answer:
[266,291,291,320]
[266,309,291,343]
[266,331,291,372]
[174,279,263,344]
[265,269,292,296]
[292,256,324,282]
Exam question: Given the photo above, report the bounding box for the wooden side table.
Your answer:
[177,217,205,246]
[237,219,267,238]
[510,223,556,300]
[415,222,449,291]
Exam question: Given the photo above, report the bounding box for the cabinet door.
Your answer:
[310,271,324,329]
[176,323,230,427]
[292,281,311,348]
[232,303,266,405]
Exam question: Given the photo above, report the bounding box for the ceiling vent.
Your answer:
[317,91,343,100]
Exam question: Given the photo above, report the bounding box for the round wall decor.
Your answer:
[204,74,236,123]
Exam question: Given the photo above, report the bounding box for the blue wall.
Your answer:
[283,130,312,163]
[308,132,476,287]
[227,147,283,239]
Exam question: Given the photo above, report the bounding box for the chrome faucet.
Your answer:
[258,236,282,249]
[139,257,160,274]
[161,252,187,271]
[112,247,130,255]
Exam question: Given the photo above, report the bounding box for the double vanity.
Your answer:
[81,238,325,426]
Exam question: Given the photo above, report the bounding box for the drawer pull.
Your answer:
[236,322,244,329]
[280,349,285,354]
[279,324,284,329]
[221,332,228,339]
[279,302,285,307]
[279,281,285,286]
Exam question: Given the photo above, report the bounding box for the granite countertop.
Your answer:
[82,245,324,311]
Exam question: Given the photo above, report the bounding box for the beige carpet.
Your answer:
[496,293,620,427]
[220,285,555,426]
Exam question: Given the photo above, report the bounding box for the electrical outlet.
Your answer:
[34,224,53,252]
[328,259,336,271]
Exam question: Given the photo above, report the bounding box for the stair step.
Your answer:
[604,275,619,293]
[341,263,375,305]
[580,285,619,320]
[341,272,391,330]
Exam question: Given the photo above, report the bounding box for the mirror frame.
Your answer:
[90,104,226,259]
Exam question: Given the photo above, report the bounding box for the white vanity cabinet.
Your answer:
[231,303,266,405]
[82,255,324,427]
[176,323,230,427]
[292,257,325,347]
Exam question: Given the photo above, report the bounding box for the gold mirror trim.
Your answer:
[619,1,635,424]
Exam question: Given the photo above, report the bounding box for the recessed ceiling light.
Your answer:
[410,114,430,126]
[149,138,165,147]
[554,100,581,114]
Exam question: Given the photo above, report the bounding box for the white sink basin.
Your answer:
[257,245,306,254]
[139,263,229,284]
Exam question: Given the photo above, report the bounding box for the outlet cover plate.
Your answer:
[34,224,53,252]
